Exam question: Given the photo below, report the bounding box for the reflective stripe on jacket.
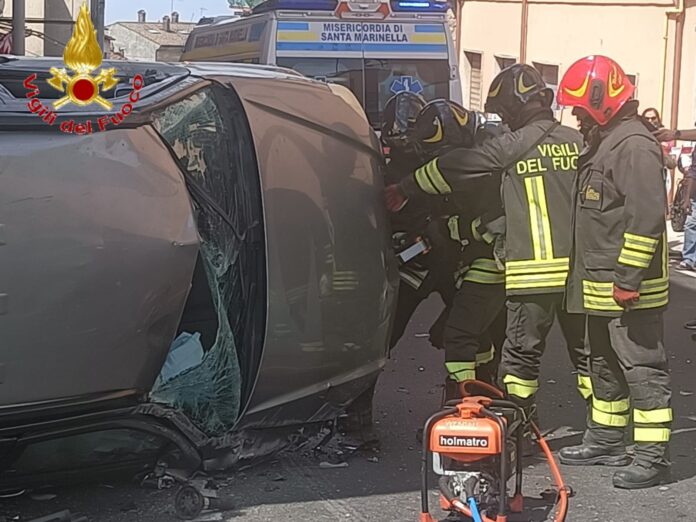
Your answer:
[566,114,669,316]
[400,115,582,296]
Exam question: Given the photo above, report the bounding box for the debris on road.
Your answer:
[27,511,87,522]
[29,492,58,502]
[173,480,235,521]
[319,461,349,469]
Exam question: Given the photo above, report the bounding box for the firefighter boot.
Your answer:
[613,463,670,489]
[559,443,631,466]
[559,424,631,466]
[613,444,670,489]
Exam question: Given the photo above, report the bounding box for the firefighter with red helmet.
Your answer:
[557,56,672,489]
[386,64,591,420]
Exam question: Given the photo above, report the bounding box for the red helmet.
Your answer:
[557,55,635,126]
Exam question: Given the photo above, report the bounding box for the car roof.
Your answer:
[0,56,319,119]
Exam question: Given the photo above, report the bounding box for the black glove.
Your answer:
[425,216,450,251]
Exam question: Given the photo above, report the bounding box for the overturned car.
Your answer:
[0,57,398,486]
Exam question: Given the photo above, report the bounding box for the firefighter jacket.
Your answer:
[386,157,458,291]
[400,112,583,296]
[566,112,668,317]
[445,193,505,288]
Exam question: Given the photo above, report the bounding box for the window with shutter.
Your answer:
[532,62,559,111]
[465,51,482,110]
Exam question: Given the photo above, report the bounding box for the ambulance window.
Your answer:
[275,57,365,106]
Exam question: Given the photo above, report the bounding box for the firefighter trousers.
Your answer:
[390,275,455,350]
[442,281,506,384]
[583,311,672,467]
[499,293,592,407]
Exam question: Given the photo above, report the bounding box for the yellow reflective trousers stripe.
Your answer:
[592,397,630,427]
[476,346,495,365]
[414,159,451,195]
[593,409,630,427]
[577,374,593,400]
[524,175,555,260]
[634,427,670,442]
[634,408,673,424]
[503,374,539,399]
[593,397,630,413]
[445,362,476,383]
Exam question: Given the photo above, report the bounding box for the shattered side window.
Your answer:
[149,86,265,436]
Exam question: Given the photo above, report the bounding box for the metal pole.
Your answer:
[97,0,105,49]
[91,0,105,50]
[11,0,24,55]
[519,0,528,63]
[670,10,685,129]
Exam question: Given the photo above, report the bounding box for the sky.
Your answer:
[105,0,233,24]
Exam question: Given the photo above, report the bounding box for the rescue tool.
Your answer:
[419,382,570,522]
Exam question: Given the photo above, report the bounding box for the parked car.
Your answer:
[0,57,398,486]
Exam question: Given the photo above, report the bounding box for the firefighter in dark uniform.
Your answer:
[342,93,470,433]
[382,93,459,350]
[405,101,506,395]
[385,64,592,418]
[557,55,672,489]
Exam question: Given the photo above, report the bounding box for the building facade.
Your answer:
[0,0,80,57]
[455,0,696,129]
[106,10,196,62]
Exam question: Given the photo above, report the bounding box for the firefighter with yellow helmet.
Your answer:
[386,64,591,420]
[408,99,507,396]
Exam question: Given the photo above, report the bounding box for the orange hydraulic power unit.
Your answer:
[419,389,569,522]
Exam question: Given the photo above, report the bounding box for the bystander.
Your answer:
[654,125,696,330]
[677,152,696,271]
[644,108,677,208]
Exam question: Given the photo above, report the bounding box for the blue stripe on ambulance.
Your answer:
[277,22,309,30]
[414,24,443,32]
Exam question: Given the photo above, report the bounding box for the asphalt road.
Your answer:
[3,264,696,522]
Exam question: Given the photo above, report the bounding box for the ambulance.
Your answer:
[180,0,462,128]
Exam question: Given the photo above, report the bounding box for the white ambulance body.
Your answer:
[181,0,462,128]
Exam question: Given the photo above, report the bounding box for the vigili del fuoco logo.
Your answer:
[22,2,143,134]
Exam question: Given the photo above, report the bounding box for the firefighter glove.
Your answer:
[613,284,640,309]
[385,184,409,212]
[425,216,449,250]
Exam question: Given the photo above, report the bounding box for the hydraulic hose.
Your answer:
[468,497,484,522]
